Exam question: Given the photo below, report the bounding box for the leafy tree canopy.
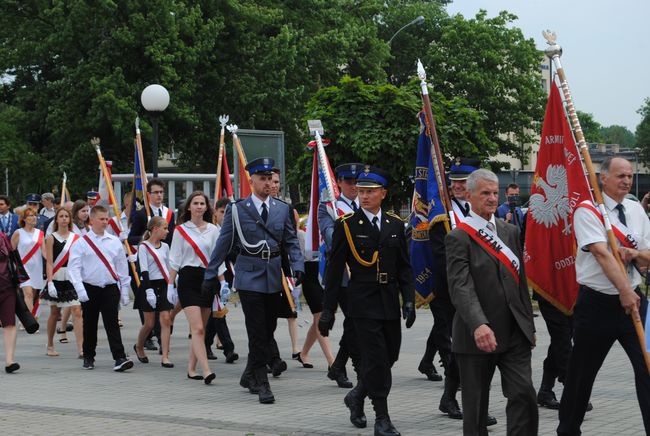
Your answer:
[600,125,635,148]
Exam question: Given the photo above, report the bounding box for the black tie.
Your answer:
[615,204,627,226]
[261,203,268,223]
[158,208,163,217]
[463,202,470,216]
[372,216,380,234]
[351,201,358,212]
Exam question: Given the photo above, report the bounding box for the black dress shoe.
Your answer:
[239,373,259,394]
[204,372,216,385]
[439,395,463,419]
[225,351,239,363]
[133,345,149,363]
[537,388,560,409]
[206,349,218,360]
[144,339,158,351]
[374,416,400,436]
[5,362,20,373]
[486,414,497,426]
[271,359,287,377]
[296,354,313,369]
[418,363,443,381]
[161,362,174,368]
[257,381,275,404]
[328,366,353,388]
[344,389,367,428]
[187,373,204,380]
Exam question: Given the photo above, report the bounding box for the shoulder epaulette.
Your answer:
[338,212,354,221]
[272,197,289,205]
[386,211,404,222]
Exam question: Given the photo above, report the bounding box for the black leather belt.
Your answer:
[238,249,280,259]
[352,273,395,284]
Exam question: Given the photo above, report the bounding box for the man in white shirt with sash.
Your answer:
[558,157,650,435]
[68,205,133,372]
[446,169,537,435]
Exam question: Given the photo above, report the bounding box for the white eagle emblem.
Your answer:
[529,165,572,235]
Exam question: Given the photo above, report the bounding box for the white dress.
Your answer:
[17,228,45,289]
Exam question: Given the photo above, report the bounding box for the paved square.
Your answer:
[0,301,644,435]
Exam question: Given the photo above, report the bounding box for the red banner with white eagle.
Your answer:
[524,82,592,314]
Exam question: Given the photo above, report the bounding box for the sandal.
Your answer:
[59,336,68,344]
[46,347,59,357]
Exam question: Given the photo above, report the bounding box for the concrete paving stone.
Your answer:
[0,304,646,434]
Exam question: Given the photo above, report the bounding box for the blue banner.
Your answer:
[409,112,446,305]
[129,141,148,224]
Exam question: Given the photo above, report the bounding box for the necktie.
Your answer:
[372,216,380,234]
[261,203,268,223]
[1,215,7,232]
[158,208,163,217]
[615,204,627,226]
[464,202,470,216]
[351,201,358,212]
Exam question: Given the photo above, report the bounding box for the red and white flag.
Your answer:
[94,161,114,207]
[524,83,592,314]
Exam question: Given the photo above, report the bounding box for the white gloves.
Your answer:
[291,285,301,303]
[76,287,89,303]
[119,231,128,242]
[120,289,130,306]
[47,281,58,299]
[220,280,231,303]
[127,254,137,263]
[145,288,157,308]
[167,284,178,306]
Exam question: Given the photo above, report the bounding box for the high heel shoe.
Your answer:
[133,345,149,363]
[296,354,314,369]
[187,373,203,380]
[204,372,216,385]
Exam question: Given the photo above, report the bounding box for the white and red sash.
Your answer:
[141,240,170,284]
[451,200,469,225]
[576,201,639,249]
[82,235,118,281]
[457,215,521,285]
[176,225,210,268]
[21,229,44,265]
[52,233,80,274]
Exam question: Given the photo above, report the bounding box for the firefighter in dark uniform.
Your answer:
[319,166,415,436]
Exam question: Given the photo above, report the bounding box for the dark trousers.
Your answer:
[205,316,235,354]
[456,327,538,436]
[81,283,126,361]
[354,317,401,399]
[558,287,650,435]
[421,297,454,370]
[239,290,279,370]
[334,289,362,374]
[537,296,572,385]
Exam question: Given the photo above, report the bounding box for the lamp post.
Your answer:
[388,15,425,45]
[634,147,642,198]
[141,84,170,177]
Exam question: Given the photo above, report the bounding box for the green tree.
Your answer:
[600,125,635,148]
[575,111,604,143]
[636,98,650,163]
[302,76,489,208]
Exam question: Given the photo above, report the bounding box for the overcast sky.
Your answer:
[446,0,649,134]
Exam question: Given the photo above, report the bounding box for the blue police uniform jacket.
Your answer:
[205,195,304,294]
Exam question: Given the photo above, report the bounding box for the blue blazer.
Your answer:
[205,195,304,294]
[0,213,19,237]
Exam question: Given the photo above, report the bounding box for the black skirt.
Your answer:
[134,279,174,312]
[301,261,324,314]
[40,280,77,303]
[178,266,212,309]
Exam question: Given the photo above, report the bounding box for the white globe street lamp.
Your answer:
[141,84,170,177]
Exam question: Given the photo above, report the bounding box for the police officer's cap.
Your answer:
[356,165,389,189]
[335,163,365,180]
[245,157,275,176]
[25,193,41,203]
[449,157,480,181]
[86,191,99,199]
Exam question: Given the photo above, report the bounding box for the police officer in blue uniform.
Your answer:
[319,166,415,436]
[202,157,304,404]
[25,194,49,230]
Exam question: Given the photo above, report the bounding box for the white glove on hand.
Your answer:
[167,284,178,306]
[76,287,89,303]
[127,254,137,263]
[120,290,130,306]
[145,288,157,308]
[220,281,231,303]
[47,281,58,299]
[119,231,128,242]
[291,286,301,303]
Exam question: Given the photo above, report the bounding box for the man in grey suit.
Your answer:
[203,157,305,404]
[445,169,537,436]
